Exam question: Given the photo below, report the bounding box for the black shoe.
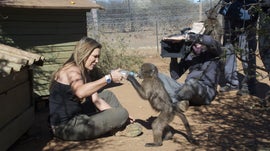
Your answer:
[219,85,238,92]
[236,88,250,96]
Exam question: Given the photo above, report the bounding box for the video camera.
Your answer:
[160,27,193,58]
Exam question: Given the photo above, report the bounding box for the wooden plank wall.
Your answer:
[0,106,34,151]
[0,69,32,128]
[32,42,76,96]
[0,8,88,47]
[0,68,35,151]
[0,8,89,96]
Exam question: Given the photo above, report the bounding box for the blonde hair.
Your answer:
[49,37,102,89]
[72,37,102,82]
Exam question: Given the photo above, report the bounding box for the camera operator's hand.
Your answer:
[186,33,201,43]
[171,58,178,63]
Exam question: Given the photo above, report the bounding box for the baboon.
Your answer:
[204,4,222,42]
[127,63,197,147]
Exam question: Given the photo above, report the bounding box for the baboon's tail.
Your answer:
[173,105,199,145]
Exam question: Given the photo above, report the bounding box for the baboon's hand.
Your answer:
[127,74,136,82]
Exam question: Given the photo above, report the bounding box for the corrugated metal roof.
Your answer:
[0,44,45,78]
[0,0,103,10]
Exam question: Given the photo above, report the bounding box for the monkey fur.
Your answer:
[127,63,197,147]
[204,4,222,42]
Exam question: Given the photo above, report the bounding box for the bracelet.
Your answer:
[105,75,112,84]
[109,73,112,79]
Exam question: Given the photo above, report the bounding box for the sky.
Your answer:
[97,0,200,3]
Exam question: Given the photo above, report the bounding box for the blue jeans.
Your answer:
[158,73,216,105]
[223,43,239,88]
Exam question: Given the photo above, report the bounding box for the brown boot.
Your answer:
[176,100,189,112]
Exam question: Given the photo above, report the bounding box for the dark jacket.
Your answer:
[170,35,222,89]
[226,0,258,28]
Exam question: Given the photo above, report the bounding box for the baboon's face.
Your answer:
[139,63,158,79]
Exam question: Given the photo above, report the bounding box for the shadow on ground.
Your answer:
[8,88,270,151]
[186,92,270,150]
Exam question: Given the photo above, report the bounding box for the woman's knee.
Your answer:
[99,90,122,107]
[115,107,129,122]
[99,90,114,98]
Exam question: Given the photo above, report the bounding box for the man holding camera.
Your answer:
[158,33,223,112]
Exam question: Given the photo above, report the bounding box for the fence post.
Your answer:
[156,20,159,54]
[91,0,99,40]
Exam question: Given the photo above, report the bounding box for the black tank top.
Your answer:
[49,81,83,126]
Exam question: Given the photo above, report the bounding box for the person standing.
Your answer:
[219,0,259,95]
[219,13,240,92]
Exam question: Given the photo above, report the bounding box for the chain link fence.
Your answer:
[87,0,220,52]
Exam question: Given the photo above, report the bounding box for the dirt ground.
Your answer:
[8,50,270,151]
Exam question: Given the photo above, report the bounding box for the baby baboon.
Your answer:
[127,63,197,147]
[204,5,222,42]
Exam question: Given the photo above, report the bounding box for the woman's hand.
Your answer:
[110,68,124,83]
